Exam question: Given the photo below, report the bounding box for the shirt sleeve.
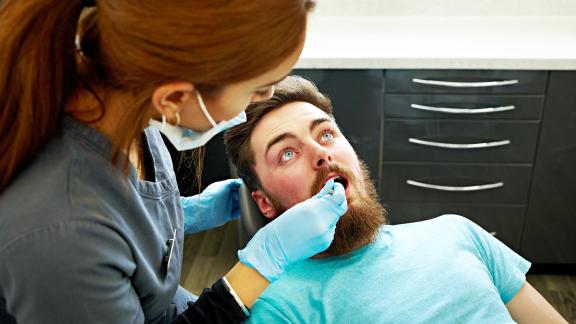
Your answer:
[0,221,145,323]
[172,278,248,324]
[244,298,292,324]
[452,215,531,304]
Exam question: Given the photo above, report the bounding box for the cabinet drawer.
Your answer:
[383,94,544,120]
[381,162,532,204]
[383,202,525,251]
[385,70,547,94]
[382,120,540,163]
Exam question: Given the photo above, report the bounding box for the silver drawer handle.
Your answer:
[411,104,516,114]
[408,138,511,149]
[406,180,504,192]
[412,78,519,88]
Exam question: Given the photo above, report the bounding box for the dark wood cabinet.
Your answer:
[293,69,384,188]
[381,69,549,257]
[521,71,576,264]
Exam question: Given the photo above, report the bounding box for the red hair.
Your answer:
[0,0,315,192]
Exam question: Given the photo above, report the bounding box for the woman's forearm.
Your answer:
[225,262,269,308]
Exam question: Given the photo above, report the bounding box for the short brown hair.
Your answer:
[224,75,333,191]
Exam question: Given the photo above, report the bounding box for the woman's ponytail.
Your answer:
[0,0,84,192]
[0,0,315,193]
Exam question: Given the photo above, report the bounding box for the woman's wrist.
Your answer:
[224,261,269,307]
[221,276,250,317]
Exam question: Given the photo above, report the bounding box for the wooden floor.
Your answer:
[181,221,576,322]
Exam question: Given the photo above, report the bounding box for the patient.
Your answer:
[224,76,567,323]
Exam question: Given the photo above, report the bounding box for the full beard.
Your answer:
[268,160,387,257]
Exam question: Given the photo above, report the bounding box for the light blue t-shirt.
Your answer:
[247,214,530,324]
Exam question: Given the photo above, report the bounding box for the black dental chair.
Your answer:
[230,162,270,248]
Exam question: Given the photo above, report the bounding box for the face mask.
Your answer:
[149,91,247,151]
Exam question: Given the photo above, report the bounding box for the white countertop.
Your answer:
[295,16,576,70]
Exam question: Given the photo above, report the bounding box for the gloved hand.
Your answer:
[238,178,347,282]
[180,178,243,234]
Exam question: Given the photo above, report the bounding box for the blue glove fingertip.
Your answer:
[316,178,336,197]
[333,182,345,195]
[230,178,244,188]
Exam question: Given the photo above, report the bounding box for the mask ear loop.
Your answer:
[196,91,217,127]
[161,115,167,129]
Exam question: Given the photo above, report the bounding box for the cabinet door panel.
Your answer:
[384,202,525,251]
[383,120,540,163]
[384,94,544,120]
[386,70,547,94]
[521,71,576,264]
[381,162,532,204]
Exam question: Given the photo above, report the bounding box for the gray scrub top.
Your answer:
[0,117,189,323]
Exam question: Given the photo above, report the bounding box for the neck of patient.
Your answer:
[312,234,376,259]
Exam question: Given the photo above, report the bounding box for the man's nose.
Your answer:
[311,144,333,170]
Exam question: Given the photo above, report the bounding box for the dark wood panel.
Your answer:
[382,120,540,163]
[383,202,525,251]
[386,70,547,94]
[384,94,544,120]
[521,71,576,264]
[181,220,240,295]
[381,162,532,204]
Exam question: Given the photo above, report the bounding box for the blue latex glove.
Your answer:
[180,178,243,234]
[238,178,347,282]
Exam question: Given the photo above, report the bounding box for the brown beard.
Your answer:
[268,160,387,257]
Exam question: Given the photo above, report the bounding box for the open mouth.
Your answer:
[324,174,350,196]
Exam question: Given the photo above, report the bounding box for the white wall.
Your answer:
[314,0,576,17]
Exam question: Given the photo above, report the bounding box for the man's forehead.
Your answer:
[264,101,330,126]
[251,102,332,151]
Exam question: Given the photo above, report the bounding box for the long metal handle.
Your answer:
[406,180,504,192]
[412,78,519,88]
[408,138,511,149]
[410,104,516,114]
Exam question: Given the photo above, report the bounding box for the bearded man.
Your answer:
[224,76,566,324]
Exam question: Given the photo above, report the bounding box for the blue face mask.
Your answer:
[149,91,247,151]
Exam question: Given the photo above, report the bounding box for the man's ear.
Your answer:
[251,190,278,219]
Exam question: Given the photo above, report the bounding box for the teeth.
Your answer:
[333,176,345,185]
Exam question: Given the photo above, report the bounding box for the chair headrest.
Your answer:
[238,183,270,241]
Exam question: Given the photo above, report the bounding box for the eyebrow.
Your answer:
[264,117,333,158]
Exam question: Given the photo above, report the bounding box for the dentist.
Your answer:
[0,0,347,323]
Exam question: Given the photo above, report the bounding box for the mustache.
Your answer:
[310,163,357,198]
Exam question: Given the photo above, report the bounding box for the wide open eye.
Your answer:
[320,130,334,142]
[281,149,295,162]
